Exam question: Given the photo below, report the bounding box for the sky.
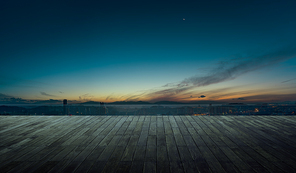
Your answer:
[1,0,296,104]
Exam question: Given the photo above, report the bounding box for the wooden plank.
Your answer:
[178,146,197,173]
[121,135,139,161]
[157,134,166,147]
[189,117,227,173]
[149,120,157,135]
[249,117,296,158]
[144,116,151,122]
[1,116,296,173]
[151,116,157,122]
[218,116,290,172]
[133,116,139,121]
[164,121,173,135]
[198,146,227,173]
[101,146,126,173]
[49,145,78,161]
[116,161,132,173]
[212,117,272,173]
[187,146,211,173]
[124,119,137,135]
[163,116,169,121]
[157,146,169,162]
[176,117,190,136]
[156,161,170,173]
[194,117,239,172]
[0,161,22,173]
[7,145,64,173]
[165,135,184,173]
[146,136,157,163]
[127,116,133,121]
[115,121,131,135]
[96,145,117,162]
[73,160,94,173]
[156,116,164,134]
[207,117,267,173]
[199,116,256,173]
[133,121,143,135]
[253,116,296,150]
[84,146,105,161]
[138,117,149,150]
[46,146,84,173]
[0,117,42,134]
[147,135,157,147]
[145,146,157,162]
[129,161,144,173]
[32,149,76,173]
[133,145,146,161]
[144,161,156,173]
[118,135,131,147]
[227,116,296,172]
[169,116,178,128]
[87,161,107,173]
[138,116,145,121]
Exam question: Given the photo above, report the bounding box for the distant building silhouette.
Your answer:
[63,99,67,115]
[63,99,67,106]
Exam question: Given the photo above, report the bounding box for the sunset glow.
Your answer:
[1,0,296,104]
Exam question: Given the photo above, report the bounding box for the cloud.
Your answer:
[0,93,81,105]
[144,45,296,100]
[78,94,94,101]
[40,92,55,97]
[0,93,13,99]
[232,98,246,100]
[198,95,206,98]
[0,94,33,104]
[181,45,296,87]
[105,95,111,101]
[162,82,179,87]
[106,93,115,101]
[33,99,61,104]
[282,78,296,83]
[226,94,296,103]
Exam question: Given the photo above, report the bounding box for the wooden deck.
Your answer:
[0,116,296,173]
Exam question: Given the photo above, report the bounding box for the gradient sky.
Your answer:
[1,0,296,104]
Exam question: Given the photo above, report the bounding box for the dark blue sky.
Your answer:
[1,0,296,103]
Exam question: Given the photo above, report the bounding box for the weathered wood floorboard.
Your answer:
[0,115,296,173]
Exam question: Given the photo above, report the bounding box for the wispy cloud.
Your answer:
[0,93,80,105]
[224,94,296,103]
[143,45,296,101]
[0,93,33,104]
[0,93,13,99]
[282,78,296,83]
[79,93,94,101]
[106,93,115,101]
[181,45,296,87]
[232,97,246,101]
[40,92,55,97]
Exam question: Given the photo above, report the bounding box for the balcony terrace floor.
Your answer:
[1,115,296,173]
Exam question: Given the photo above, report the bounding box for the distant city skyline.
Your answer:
[1,0,296,104]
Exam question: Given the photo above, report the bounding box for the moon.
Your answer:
[183,18,185,20]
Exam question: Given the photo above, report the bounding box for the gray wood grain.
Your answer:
[1,115,296,173]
